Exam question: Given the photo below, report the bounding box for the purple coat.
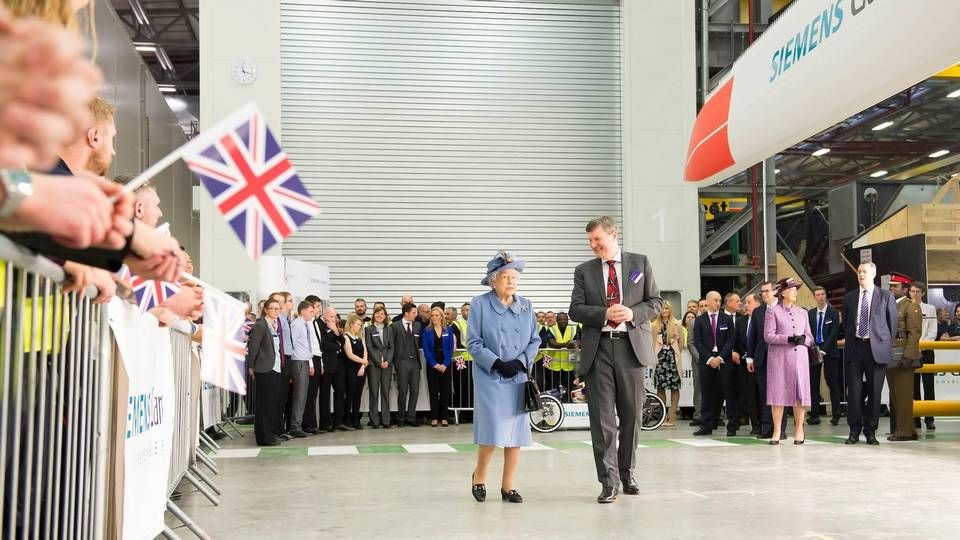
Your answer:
[763,303,814,407]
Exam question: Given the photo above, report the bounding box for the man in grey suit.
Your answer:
[570,216,663,504]
[391,303,422,426]
[842,262,898,445]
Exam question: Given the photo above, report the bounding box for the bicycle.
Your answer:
[528,384,667,433]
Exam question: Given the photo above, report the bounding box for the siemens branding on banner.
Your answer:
[126,387,165,439]
[769,0,881,83]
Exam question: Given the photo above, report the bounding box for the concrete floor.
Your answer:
[169,419,960,539]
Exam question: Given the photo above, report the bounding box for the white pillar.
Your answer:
[620,1,701,306]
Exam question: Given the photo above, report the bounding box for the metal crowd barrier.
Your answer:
[0,236,110,539]
[0,235,221,539]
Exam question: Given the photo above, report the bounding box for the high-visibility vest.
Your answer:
[545,324,578,372]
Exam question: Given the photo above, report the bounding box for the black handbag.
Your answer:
[522,365,542,412]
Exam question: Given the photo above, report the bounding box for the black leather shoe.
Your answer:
[597,486,618,504]
[304,428,320,435]
[779,431,787,440]
[844,435,858,445]
[278,433,293,441]
[372,424,382,429]
[621,478,640,495]
[260,439,281,446]
[769,439,780,445]
[926,422,936,431]
[501,489,523,503]
[336,424,356,432]
[793,439,804,445]
[865,434,880,445]
[405,420,418,427]
[471,473,486,502]
[749,427,760,436]
[692,428,713,436]
[886,434,919,442]
[807,417,821,426]
[830,416,840,426]
[289,430,308,438]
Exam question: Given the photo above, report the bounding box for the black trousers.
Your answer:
[846,339,886,437]
[320,367,346,429]
[754,363,773,434]
[451,362,473,409]
[913,349,936,424]
[344,363,363,427]
[254,371,282,445]
[426,367,452,421]
[822,354,844,418]
[737,363,758,427]
[302,356,323,431]
[809,361,823,418]
[276,356,291,436]
[699,362,740,431]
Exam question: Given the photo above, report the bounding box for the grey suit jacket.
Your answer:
[842,286,898,365]
[390,319,421,366]
[365,324,393,367]
[245,318,277,373]
[569,251,663,373]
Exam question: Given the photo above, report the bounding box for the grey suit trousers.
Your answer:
[396,359,420,422]
[583,336,645,489]
[367,363,394,426]
[287,360,311,432]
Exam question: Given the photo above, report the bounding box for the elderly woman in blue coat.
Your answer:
[468,251,541,504]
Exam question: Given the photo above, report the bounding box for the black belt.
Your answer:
[855,337,870,342]
[601,331,629,340]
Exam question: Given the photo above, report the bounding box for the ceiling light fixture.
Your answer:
[812,148,831,157]
[948,88,960,99]
[870,170,888,178]
[128,0,151,27]
[774,168,781,174]
[158,85,177,94]
[929,149,950,158]
[134,42,156,53]
[872,121,894,131]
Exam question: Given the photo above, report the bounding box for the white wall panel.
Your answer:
[280,0,621,311]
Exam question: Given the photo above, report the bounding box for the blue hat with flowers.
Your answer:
[481,250,526,286]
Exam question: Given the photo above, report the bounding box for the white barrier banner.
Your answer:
[108,298,175,540]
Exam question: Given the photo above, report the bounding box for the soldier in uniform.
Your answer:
[886,272,922,441]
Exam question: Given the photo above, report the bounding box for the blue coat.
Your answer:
[467,291,541,447]
[422,326,455,368]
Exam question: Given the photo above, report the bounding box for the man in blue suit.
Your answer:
[808,286,841,425]
[841,262,898,445]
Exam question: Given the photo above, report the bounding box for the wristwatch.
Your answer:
[0,169,34,218]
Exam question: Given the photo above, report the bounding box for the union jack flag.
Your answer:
[184,106,320,259]
[541,354,553,369]
[130,275,180,313]
[201,292,248,394]
[454,355,466,371]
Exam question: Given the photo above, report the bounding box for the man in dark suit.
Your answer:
[246,298,283,446]
[692,291,738,437]
[842,262,898,445]
[736,293,760,434]
[809,286,842,425]
[569,216,662,504]
[392,303,423,426]
[318,307,350,432]
[746,281,778,439]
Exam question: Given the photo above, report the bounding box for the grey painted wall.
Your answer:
[93,0,196,266]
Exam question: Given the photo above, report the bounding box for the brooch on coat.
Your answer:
[520,303,528,312]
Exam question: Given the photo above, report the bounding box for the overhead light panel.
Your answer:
[870,170,888,178]
[158,85,177,94]
[812,148,831,157]
[774,168,781,174]
[872,121,894,131]
[948,88,960,99]
[134,42,156,52]
[155,46,174,72]
[128,0,151,27]
[929,150,950,158]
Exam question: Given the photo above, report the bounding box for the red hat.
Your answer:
[888,272,913,285]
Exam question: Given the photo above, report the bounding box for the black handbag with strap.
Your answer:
[523,363,542,412]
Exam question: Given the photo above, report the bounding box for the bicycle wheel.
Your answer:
[640,392,666,431]
[529,394,565,433]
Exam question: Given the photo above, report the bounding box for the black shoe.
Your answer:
[794,439,804,445]
[914,419,922,429]
[717,419,725,427]
[830,416,840,426]
[372,424,382,429]
[367,420,375,427]
[278,433,293,441]
[289,430,308,438]
[807,417,821,426]
[501,489,523,503]
[844,435,859,445]
[405,420,418,427]
[621,478,640,495]
[726,429,737,437]
[780,431,787,440]
[689,419,702,427]
[749,427,760,436]
[757,431,773,439]
[304,428,320,435]
[471,473,486,502]
[886,434,919,442]
[865,434,880,445]
[597,486,618,504]
[692,428,713,436]
[336,424,356,432]
[926,422,936,431]
[769,439,780,445]
[260,439,281,446]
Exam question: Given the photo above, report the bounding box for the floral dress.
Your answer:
[654,325,681,390]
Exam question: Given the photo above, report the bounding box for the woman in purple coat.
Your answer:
[764,277,815,445]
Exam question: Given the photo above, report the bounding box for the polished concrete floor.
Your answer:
[169,418,960,539]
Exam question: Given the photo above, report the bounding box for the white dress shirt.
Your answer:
[855,284,875,338]
[601,249,626,332]
[309,319,322,358]
[920,302,937,341]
